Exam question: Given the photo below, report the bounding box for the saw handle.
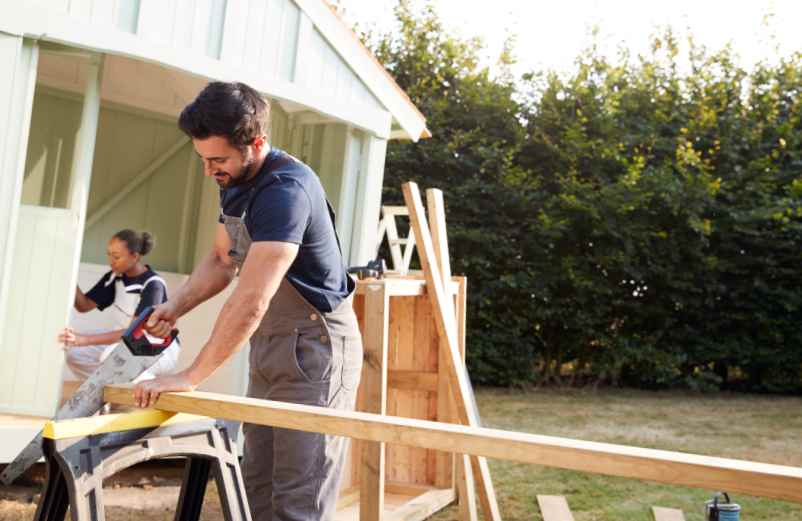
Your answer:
[122,306,178,356]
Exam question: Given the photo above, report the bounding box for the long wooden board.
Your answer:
[103,386,802,504]
[402,182,501,521]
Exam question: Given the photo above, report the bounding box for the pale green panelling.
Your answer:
[21,90,80,208]
[279,0,301,80]
[206,0,228,59]
[116,0,141,34]
[21,89,348,275]
[22,89,197,273]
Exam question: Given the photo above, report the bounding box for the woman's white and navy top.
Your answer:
[84,266,168,316]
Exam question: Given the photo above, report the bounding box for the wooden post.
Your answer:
[427,189,455,490]
[360,281,390,521]
[402,182,502,521]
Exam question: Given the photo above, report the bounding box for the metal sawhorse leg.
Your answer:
[32,411,250,521]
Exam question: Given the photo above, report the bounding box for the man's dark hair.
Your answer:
[178,81,270,151]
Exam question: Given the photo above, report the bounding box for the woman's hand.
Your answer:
[145,302,179,338]
[57,327,85,348]
[132,371,196,408]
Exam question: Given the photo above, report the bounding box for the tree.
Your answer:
[367,3,802,390]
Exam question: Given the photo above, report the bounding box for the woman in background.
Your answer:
[58,229,180,381]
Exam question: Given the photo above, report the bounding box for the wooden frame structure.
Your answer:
[344,274,466,521]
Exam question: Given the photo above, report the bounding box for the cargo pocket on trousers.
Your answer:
[339,336,363,392]
[293,330,333,383]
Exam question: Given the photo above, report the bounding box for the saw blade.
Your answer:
[0,344,164,485]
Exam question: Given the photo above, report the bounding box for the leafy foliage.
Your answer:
[367,2,802,391]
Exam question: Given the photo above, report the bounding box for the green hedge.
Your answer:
[370,3,802,391]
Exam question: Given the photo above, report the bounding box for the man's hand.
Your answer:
[145,301,180,338]
[132,371,197,408]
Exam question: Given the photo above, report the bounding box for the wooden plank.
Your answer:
[401,182,502,521]
[453,275,477,521]
[537,496,575,521]
[385,482,436,497]
[652,506,686,521]
[388,371,438,392]
[456,454,478,521]
[353,277,460,298]
[360,282,390,521]
[426,189,451,283]
[104,386,802,504]
[385,488,456,521]
[426,188,456,491]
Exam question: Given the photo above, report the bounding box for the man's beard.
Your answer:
[214,154,256,188]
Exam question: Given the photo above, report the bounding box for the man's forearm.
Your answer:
[172,251,236,317]
[184,285,269,384]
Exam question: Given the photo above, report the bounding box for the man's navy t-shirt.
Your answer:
[218,149,352,312]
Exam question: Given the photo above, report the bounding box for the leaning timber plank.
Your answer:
[652,506,686,521]
[402,182,502,521]
[103,386,802,504]
[427,188,456,491]
[427,189,476,521]
[537,496,575,521]
[385,488,456,521]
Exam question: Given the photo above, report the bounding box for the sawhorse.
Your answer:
[32,409,250,521]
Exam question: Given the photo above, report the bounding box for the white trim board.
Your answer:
[293,0,429,141]
[0,4,394,139]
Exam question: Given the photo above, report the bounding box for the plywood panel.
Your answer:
[385,295,438,486]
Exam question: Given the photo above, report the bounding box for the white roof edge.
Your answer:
[0,7,393,139]
[294,0,430,142]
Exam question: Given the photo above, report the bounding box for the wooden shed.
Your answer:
[0,0,428,461]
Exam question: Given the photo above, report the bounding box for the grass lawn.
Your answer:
[429,387,802,521]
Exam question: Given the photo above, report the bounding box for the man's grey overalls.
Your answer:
[222,168,363,521]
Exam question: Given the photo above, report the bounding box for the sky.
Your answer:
[337,0,802,76]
